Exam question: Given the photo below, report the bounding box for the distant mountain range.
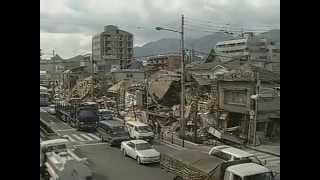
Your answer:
[134,29,280,57]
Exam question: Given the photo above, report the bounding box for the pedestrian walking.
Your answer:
[157,122,162,139]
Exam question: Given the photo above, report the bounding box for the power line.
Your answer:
[185,17,277,29]
[185,21,273,32]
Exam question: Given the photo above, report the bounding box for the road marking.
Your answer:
[63,135,76,142]
[71,134,86,141]
[80,134,94,141]
[56,129,76,132]
[74,142,109,147]
[265,157,280,162]
[87,133,101,141]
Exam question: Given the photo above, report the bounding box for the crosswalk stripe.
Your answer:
[63,135,76,142]
[71,134,86,141]
[87,133,101,141]
[257,154,274,159]
[265,157,280,162]
[79,134,94,141]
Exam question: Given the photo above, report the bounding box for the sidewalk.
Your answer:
[159,133,280,157]
[246,141,280,157]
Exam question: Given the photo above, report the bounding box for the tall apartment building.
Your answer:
[92,25,133,73]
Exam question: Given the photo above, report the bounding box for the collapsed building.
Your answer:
[186,60,280,145]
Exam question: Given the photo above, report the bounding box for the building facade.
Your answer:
[215,33,270,67]
[145,54,181,72]
[92,25,133,73]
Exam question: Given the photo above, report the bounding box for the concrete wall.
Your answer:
[218,81,255,113]
[111,70,145,82]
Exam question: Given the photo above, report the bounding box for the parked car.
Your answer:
[208,145,264,165]
[121,140,160,164]
[97,120,130,146]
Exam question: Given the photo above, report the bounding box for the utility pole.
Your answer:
[52,49,55,80]
[180,14,185,147]
[253,72,260,146]
[91,55,94,99]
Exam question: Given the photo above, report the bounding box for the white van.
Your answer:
[125,121,154,142]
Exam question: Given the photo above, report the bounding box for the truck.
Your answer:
[40,139,92,180]
[55,100,99,131]
[160,149,274,180]
[40,86,49,107]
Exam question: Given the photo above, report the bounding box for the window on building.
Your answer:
[224,90,247,106]
[126,73,133,78]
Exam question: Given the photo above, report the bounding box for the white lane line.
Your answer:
[71,134,86,141]
[74,142,109,147]
[79,134,94,141]
[258,154,275,159]
[265,157,281,162]
[56,129,76,132]
[63,135,76,142]
[87,133,101,141]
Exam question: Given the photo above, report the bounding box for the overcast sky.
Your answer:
[40,0,280,59]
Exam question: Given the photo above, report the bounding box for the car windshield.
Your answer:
[211,150,232,161]
[248,156,263,165]
[243,172,273,180]
[47,144,67,152]
[136,143,152,150]
[136,126,152,133]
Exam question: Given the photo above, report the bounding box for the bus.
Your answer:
[40,86,49,106]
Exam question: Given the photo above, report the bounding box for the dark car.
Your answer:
[97,120,130,146]
[98,109,115,121]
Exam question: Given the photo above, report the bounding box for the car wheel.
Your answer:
[137,156,141,165]
[123,150,127,157]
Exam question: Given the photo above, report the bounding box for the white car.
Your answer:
[121,140,160,164]
[47,104,56,115]
[208,145,264,165]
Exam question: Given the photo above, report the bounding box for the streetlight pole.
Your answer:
[180,14,185,147]
[155,14,185,147]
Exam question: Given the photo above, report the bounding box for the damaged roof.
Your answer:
[186,58,248,72]
[148,80,174,99]
[108,80,132,93]
[191,75,214,86]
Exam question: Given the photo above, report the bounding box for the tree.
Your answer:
[205,49,217,63]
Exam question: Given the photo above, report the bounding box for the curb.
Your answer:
[244,145,280,157]
[160,140,185,150]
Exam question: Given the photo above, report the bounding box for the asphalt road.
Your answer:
[40,107,177,180]
[77,144,175,180]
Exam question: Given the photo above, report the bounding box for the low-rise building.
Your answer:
[111,69,145,83]
[145,54,181,72]
[186,61,280,145]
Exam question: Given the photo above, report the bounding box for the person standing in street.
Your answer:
[157,122,162,139]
